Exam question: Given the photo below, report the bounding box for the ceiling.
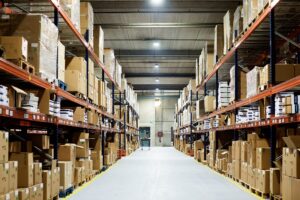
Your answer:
[87,0,241,92]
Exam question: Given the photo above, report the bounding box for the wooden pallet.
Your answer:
[51,195,59,200]
[253,189,270,199]
[270,194,282,200]
[9,59,35,74]
[69,91,87,100]
[240,181,250,189]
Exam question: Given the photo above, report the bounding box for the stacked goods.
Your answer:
[232,140,241,179]
[232,6,243,42]
[215,150,229,172]
[80,2,94,46]
[90,136,103,171]
[197,50,205,85]
[223,10,234,54]
[213,25,224,65]
[58,41,65,82]
[0,14,59,82]
[94,26,104,63]
[0,36,28,61]
[73,107,87,123]
[236,106,261,124]
[106,88,112,114]
[203,119,211,130]
[246,66,262,98]
[270,168,281,196]
[242,0,249,30]
[240,141,248,183]
[229,66,247,102]
[208,131,217,168]
[88,59,95,101]
[60,0,80,31]
[21,93,39,113]
[115,60,122,88]
[60,109,74,120]
[274,92,300,117]
[98,80,108,110]
[195,59,200,86]
[204,42,214,77]
[204,96,216,113]
[194,140,204,161]
[282,135,300,200]
[0,85,9,106]
[218,82,230,108]
[104,49,116,80]
[65,57,87,96]
[196,100,205,120]
[248,0,258,25]
[212,114,226,128]
[0,131,9,197]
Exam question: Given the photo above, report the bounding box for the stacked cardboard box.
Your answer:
[229,66,247,102]
[218,82,230,108]
[223,10,234,54]
[246,66,262,98]
[94,26,104,63]
[204,96,216,113]
[104,49,116,80]
[232,140,241,179]
[58,41,65,82]
[65,57,87,96]
[232,6,243,42]
[213,25,224,65]
[208,131,217,168]
[60,0,80,31]
[0,36,28,61]
[88,59,95,101]
[282,135,300,200]
[193,140,204,161]
[80,2,94,46]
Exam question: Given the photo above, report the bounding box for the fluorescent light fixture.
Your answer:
[155,98,161,107]
[150,0,163,6]
[155,79,159,82]
[156,88,160,91]
[153,42,160,48]
[154,64,159,68]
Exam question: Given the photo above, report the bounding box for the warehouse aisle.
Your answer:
[69,147,256,200]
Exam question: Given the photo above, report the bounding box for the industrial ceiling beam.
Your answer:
[94,10,228,14]
[133,84,186,90]
[114,50,201,57]
[98,22,219,29]
[105,38,213,42]
[125,73,195,78]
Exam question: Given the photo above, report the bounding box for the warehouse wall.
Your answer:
[138,96,177,147]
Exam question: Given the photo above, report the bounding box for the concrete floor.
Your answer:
[68,147,257,200]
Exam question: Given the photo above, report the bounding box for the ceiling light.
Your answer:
[155,79,159,83]
[150,0,163,6]
[155,98,161,107]
[156,88,160,91]
[154,64,159,68]
[153,42,160,48]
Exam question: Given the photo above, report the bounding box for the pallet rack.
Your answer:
[0,0,139,171]
[174,0,300,166]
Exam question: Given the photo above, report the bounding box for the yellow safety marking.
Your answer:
[194,160,264,200]
[61,160,119,200]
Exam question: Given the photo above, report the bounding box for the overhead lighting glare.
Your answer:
[155,78,159,83]
[150,0,163,6]
[153,42,160,48]
[154,98,161,107]
[154,64,159,68]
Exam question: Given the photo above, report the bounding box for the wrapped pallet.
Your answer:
[223,10,234,54]
[104,49,116,80]
[246,66,262,98]
[242,0,249,30]
[60,0,80,31]
[258,0,269,13]
[195,59,199,86]
[213,25,224,65]
[94,26,104,63]
[232,6,243,42]
[0,14,58,81]
[204,42,214,76]
[58,41,65,82]
[80,2,94,46]
[198,52,205,84]
[248,0,259,25]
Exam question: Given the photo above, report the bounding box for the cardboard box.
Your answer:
[33,162,42,185]
[29,185,37,200]
[0,163,9,195]
[241,162,248,183]
[283,148,300,178]
[0,131,8,164]
[9,142,22,153]
[0,36,28,61]
[73,132,89,158]
[58,161,73,190]
[74,167,83,186]
[18,188,29,200]
[66,57,86,76]
[204,96,216,113]
[213,24,224,65]
[73,107,86,122]
[58,41,65,82]
[270,168,281,195]
[10,153,33,188]
[256,169,270,193]
[256,147,271,170]
[51,167,60,198]
[42,171,51,200]
[282,175,300,200]
[233,159,241,179]
[241,141,248,162]
[36,183,43,200]
[91,151,103,171]
[223,10,234,54]
[283,135,300,148]
[94,26,104,63]
[248,165,256,188]
[8,161,18,191]
[65,70,86,95]
[28,135,50,150]
[232,140,241,161]
[80,2,94,46]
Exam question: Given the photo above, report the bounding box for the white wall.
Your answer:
[138,96,177,147]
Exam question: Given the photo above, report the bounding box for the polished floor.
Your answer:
[68,147,257,200]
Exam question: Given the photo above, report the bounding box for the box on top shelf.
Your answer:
[80,2,94,47]
[204,96,216,113]
[60,0,80,31]
[204,42,214,77]
[213,25,224,65]
[58,41,65,82]
[115,60,122,87]
[94,26,104,64]
[104,48,116,80]
[248,0,259,25]
[0,36,28,61]
[0,14,59,82]
[232,6,243,42]
[246,66,262,98]
[223,10,234,54]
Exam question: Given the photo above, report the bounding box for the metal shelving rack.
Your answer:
[0,0,140,167]
[192,0,300,166]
